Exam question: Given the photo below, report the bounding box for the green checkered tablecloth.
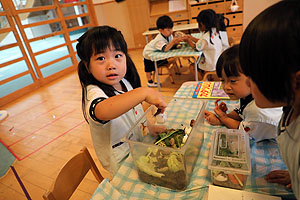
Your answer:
[147,33,203,85]
[91,83,294,200]
[148,33,203,62]
[148,46,201,62]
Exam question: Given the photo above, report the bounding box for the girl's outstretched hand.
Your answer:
[214,99,228,118]
[204,110,222,125]
[144,88,167,113]
[265,170,291,188]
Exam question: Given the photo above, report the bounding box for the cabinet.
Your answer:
[189,0,244,42]
[150,11,189,27]
[149,0,190,27]
[127,0,151,48]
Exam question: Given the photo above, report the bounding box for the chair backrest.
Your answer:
[203,71,220,81]
[43,147,104,200]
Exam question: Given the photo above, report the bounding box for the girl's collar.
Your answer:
[279,106,293,133]
[234,94,253,115]
[160,33,170,42]
[114,80,127,94]
[240,94,253,109]
[120,80,127,92]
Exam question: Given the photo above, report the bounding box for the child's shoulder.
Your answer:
[144,34,170,52]
[152,33,171,43]
[201,29,219,41]
[87,84,99,91]
[245,100,283,125]
[86,84,106,98]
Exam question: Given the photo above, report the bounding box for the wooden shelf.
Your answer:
[150,0,169,16]
[150,0,187,16]
[189,0,244,42]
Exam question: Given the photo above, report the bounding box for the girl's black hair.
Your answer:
[77,26,141,122]
[216,44,241,78]
[216,14,229,41]
[216,13,229,32]
[197,9,217,44]
[239,0,300,105]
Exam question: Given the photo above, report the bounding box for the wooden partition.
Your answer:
[0,0,97,106]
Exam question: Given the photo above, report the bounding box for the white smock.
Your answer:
[238,100,282,142]
[86,79,144,177]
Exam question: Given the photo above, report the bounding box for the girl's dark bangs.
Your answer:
[92,35,126,55]
[111,38,124,51]
[224,63,240,77]
[92,34,110,55]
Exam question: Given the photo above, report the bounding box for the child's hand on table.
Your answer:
[265,170,292,189]
[214,99,228,118]
[204,110,222,125]
[172,37,185,45]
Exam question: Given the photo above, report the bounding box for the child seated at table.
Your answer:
[143,15,186,87]
[204,45,282,142]
[185,9,228,81]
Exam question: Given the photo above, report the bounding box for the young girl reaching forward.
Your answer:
[204,45,282,142]
[239,1,300,198]
[77,26,167,177]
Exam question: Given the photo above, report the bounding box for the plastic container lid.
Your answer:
[208,129,251,175]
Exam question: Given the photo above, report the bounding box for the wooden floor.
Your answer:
[0,48,195,200]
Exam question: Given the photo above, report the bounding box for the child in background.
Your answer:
[186,9,225,80]
[239,0,300,197]
[77,26,167,177]
[204,45,282,142]
[143,15,186,87]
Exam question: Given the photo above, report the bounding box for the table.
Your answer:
[148,45,202,91]
[142,23,198,43]
[91,82,294,200]
[148,33,203,91]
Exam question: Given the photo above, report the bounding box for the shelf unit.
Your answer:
[149,0,190,27]
[189,0,244,42]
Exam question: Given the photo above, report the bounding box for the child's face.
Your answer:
[249,79,285,108]
[159,28,173,37]
[198,22,206,32]
[221,70,251,100]
[88,45,127,90]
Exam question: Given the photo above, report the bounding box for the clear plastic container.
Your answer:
[208,129,251,190]
[125,98,207,190]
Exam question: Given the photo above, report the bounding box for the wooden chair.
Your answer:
[43,147,104,200]
[203,71,220,81]
[156,58,181,84]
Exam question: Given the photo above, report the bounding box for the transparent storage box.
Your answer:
[208,129,251,190]
[125,98,207,190]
